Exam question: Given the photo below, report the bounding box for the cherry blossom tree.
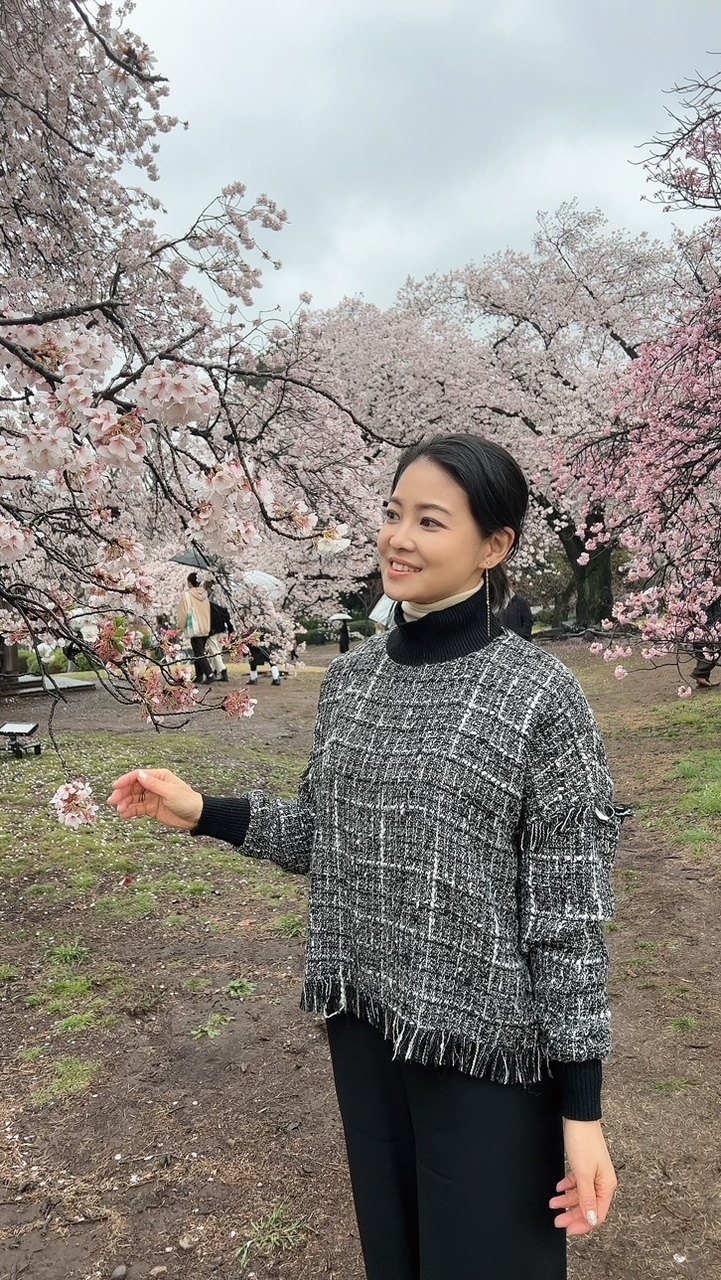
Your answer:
[0,0,379,828]
[581,65,721,681]
[0,0,360,750]
[398,203,680,626]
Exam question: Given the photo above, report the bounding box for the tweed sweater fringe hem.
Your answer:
[302,976,548,1087]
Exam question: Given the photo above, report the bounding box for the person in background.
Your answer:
[64,603,100,670]
[247,639,281,687]
[338,619,350,654]
[110,433,624,1280]
[177,572,214,685]
[690,571,721,688]
[203,580,233,683]
[500,581,534,640]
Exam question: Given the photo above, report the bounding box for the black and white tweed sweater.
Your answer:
[196,595,624,1119]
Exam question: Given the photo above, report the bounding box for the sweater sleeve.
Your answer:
[519,668,626,1084]
[552,1058,603,1121]
[192,661,339,875]
[194,796,251,845]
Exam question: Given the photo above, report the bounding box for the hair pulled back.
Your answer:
[187,571,200,588]
[390,433,528,612]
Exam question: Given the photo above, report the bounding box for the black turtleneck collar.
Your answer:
[385,585,506,666]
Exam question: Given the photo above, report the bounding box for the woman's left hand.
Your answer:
[550,1118,617,1236]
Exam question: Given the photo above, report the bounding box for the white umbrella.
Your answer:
[328,612,352,622]
[239,571,286,602]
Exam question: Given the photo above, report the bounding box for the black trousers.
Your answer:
[327,1013,566,1280]
[189,635,212,680]
[691,643,717,680]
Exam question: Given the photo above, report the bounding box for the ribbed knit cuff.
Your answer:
[192,795,251,847]
[552,1059,603,1121]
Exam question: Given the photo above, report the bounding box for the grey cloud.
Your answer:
[134,0,719,313]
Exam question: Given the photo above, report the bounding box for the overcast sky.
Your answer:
[132,0,719,318]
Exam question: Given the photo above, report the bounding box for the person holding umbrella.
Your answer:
[329,612,353,654]
[203,580,234,683]
[177,573,214,685]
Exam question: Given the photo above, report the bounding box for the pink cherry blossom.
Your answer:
[50,779,99,828]
[223,689,257,721]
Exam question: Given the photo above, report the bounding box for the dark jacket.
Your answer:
[500,593,533,641]
[209,600,233,636]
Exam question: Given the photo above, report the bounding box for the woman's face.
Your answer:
[377,458,513,605]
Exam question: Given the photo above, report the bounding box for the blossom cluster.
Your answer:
[50,779,99,828]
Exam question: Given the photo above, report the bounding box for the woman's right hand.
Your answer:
[107,768,204,831]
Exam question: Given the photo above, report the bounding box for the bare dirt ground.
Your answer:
[1,640,720,1280]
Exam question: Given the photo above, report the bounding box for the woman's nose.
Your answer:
[388,524,416,550]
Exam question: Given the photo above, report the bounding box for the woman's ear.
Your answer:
[484,527,516,569]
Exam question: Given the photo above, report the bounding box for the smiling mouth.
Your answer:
[388,560,421,574]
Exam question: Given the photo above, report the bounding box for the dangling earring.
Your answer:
[485,566,492,638]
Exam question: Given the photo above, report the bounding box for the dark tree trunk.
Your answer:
[552,577,576,628]
[575,545,614,627]
[539,499,614,628]
[557,535,613,628]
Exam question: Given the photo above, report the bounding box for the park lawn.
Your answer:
[1,645,721,1279]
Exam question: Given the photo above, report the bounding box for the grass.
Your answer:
[0,963,21,981]
[26,974,94,1013]
[255,878,298,903]
[182,976,211,993]
[0,729,305,893]
[236,1202,309,1270]
[226,979,256,999]
[651,697,721,744]
[274,912,306,939]
[190,1013,236,1040]
[669,984,703,1000]
[68,870,99,892]
[56,1010,103,1033]
[668,1016,699,1033]
[44,938,89,967]
[95,889,158,921]
[17,1047,45,1064]
[650,1078,695,1096]
[676,751,721,818]
[32,1056,101,1105]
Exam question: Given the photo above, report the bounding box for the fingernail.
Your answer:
[138,770,148,781]
[586,1210,598,1227]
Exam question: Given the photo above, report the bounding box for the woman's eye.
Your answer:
[383,508,399,521]
[420,517,440,528]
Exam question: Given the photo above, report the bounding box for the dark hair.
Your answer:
[187,572,200,588]
[390,433,528,611]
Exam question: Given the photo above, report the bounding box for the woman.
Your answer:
[176,571,213,685]
[110,434,622,1280]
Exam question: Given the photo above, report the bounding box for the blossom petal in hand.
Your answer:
[51,779,99,828]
